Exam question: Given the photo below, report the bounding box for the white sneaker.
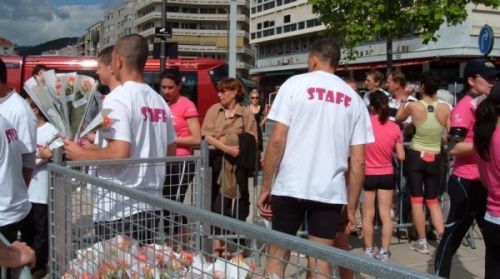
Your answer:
[362,248,376,259]
[376,251,390,262]
[409,240,430,254]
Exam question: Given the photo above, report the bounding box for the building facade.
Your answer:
[0,37,16,55]
[250,2,500,95]
[82,21,104,57]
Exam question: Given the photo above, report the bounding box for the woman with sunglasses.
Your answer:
[435,59,498,278]
[247,89,266,152]
[201,78,258,258]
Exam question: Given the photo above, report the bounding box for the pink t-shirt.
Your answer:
[450,95,479,180]
[169,96,199,156]
[476,127,500,217]
[365,115,402,175]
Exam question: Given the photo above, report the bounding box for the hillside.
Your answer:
[17,37,79,56]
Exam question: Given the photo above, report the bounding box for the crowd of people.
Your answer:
[0,33,498,279]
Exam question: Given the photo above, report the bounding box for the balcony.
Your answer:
[167,0,249,6]
[135,11,161,26]
[138,28,155,38]
[172,28,248,37]
[135,0,161,11]
[167,12,248,23]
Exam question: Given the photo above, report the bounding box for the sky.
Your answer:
[0,0,121,46]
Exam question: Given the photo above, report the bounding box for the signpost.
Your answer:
[478,24,494,56]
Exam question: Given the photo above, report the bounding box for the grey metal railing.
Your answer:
[48,162,441,279]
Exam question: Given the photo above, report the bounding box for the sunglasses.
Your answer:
[250,97,259,99]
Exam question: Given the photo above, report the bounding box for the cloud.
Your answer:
[0,1,105,46]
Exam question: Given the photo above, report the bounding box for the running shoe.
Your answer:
[362,248,376,259]
[409,240,430,254]
[376,251,390,262]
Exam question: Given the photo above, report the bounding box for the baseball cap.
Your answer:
[463,58,499,79]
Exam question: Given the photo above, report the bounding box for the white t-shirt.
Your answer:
[0,115,31,226]
[268,71,374,205]
[28,122,59,204]
[95,81,176,221]
[0,90,37,153]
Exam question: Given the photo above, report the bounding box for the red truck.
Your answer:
[1,55,229,120]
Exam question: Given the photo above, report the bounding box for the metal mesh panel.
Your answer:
[48,157,439,279]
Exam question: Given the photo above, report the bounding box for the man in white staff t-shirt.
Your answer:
[64,34,176,242]
[257,39,374,278]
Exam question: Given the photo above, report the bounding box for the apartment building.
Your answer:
[81,21,104,56]
[102,0,137,47]
[250,2,500,94]
[133,0,254,76]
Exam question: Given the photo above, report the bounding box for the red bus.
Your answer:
[1,55,228,120]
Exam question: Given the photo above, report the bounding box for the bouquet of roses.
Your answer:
[23,70,102,141]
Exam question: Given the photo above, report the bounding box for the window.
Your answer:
[251,7,256,13]
[284,15,290,23]
[257,6,262,12]
[276,26,282,34]
[276,0,282,6]
[298,21,305,29]
[257,23,262,29]
[263,21,269,28]
[251,32,256,39]
[270,21,275,27]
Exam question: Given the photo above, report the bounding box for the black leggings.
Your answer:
[484,220,500,279]
[434,175,487,278]
[406,149,443,200]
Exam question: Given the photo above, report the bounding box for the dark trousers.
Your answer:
[434,176,487,278]
[0,220,22,243]
[20,203,48,269]
[94,211,161,244]
[163,161,195,233]
[484,220,500,279]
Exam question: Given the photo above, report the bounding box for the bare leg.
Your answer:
[377,189,394,250]
[267,244,291,278]
[334,232,353,279]
[411,202,426,239]
[427,203,444,237]
[362,191,376,249]
[307,235,335,279]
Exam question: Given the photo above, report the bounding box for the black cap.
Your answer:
[464,58,499,79]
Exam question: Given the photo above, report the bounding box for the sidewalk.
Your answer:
[347,226,485,278]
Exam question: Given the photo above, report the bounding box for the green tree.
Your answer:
[308,0,500,72]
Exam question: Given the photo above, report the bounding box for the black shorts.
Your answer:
[271,195,342,239]
[406,149,443,199]
[364,174,395,191]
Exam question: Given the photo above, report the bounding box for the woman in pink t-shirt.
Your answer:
[362,90,405,262]
[474,92,500,278]
[435,59,497,277]
[160,68,201,242]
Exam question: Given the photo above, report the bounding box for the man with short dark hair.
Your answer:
[257,38,374,278]
[64,34,177,241]
[363,70,390,106]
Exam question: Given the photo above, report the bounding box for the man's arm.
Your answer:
[21,152,36,187]
[257,122,288,219]
[346,144,365,233]
[0,241,35,269]
[167,142,176,156]
[395,102,411,123]
[63,139,130,161]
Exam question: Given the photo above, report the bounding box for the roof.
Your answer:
[0,37,14,47]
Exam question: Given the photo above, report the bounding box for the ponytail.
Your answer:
[369,90,390,124]
[474,93,500,161]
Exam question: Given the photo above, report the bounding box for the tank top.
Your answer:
[410,100,445,153]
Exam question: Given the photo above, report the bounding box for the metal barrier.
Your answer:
[0,233,32,279]
[48,159,440,279]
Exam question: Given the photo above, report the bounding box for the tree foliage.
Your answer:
[309,0,500,64]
